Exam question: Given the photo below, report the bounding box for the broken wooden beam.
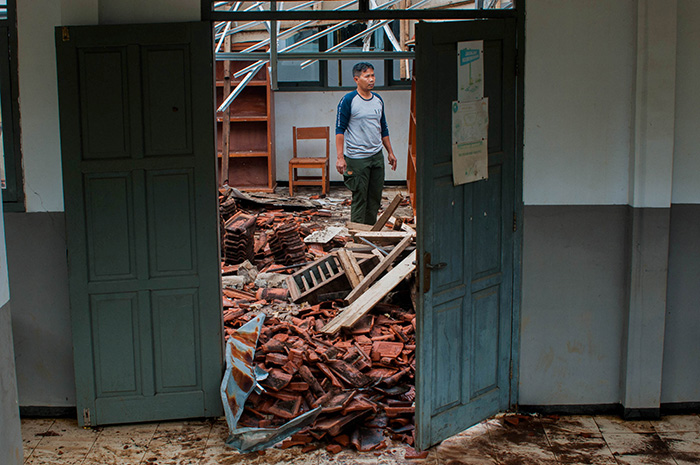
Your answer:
[321,250,417,335]
[344,233,415,305]
[371,194,403,231]
[353,230,413,246]
[336,248,364,288]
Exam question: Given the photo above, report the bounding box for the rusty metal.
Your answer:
[221,312,321,452]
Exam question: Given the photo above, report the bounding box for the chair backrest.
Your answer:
[292,126,330,159]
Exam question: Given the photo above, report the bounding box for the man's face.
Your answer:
[354,68,375,92]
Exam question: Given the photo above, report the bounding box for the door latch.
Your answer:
[423,252,447,293]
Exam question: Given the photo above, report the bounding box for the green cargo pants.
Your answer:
[343,151,385,225]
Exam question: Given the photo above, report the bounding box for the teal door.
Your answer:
[56,22,223,425]
[415,19,518,449]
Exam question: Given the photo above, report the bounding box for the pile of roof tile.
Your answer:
[223,212,257,264]
[268,222,307,266]
[222,299,417,452]
[218,189,420,452]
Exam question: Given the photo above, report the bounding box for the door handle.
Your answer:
[423,252,447,293]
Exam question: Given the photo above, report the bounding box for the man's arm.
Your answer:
[382,135,397,171]
[336,133,346,175]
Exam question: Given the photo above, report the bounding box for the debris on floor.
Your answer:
[217,186,418,453]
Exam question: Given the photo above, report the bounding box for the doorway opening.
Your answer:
[207,0,522,453]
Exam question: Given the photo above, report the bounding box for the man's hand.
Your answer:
[388,152,397,171]
[336,157,347,175]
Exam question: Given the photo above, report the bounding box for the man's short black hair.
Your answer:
[352,62,374,78]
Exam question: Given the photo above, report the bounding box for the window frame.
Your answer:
[1,0,23,211]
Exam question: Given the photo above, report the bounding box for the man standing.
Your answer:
[335,62,397,225]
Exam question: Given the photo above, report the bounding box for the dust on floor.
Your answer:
[21,413,700,464]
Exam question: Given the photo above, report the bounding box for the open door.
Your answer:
[56,22,222,425]
[415,19,518,449]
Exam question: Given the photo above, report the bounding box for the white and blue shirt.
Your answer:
[335,90,389,159]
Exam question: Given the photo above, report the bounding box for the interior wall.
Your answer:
[519,0,637,405]
[671,0,700,204]
[274,90,410,183]
[521,0,700,408]
[522,0,635,206]
[661,205,700,403]
[519,206,629,405]
[0,199,23,465]
[98,0,199,24]
[6,213,75,407]
[661,0,700,404]
[16,0,64,213]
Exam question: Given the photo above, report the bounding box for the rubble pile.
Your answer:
[223,299,417,452]
[217,186,419,453]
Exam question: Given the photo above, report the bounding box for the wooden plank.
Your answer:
[346,250,364,281]
[353,231,411,245]
[321,250,417,335]
[347,221,373,231]
[336,249,362,288]
[371,194,403,231]
[344,233,414,305]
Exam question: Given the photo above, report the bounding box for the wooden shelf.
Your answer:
[216,42,276,191]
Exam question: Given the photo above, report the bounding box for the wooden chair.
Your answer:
[289,126,330,196]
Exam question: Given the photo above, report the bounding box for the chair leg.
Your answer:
[289,165,294,196]
[322,166,328,195]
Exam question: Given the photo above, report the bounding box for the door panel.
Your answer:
[142,46,192,156]
[56,22,222,426]
[85,174,136,280]
[79,48,131,159]
[416,19,517,449]
[146,169,196,275]
[91,293,141,396]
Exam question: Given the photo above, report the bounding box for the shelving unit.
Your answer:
[216,44,276,192]
[406,71,417,212]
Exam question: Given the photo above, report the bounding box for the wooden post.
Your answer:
[221,34,231,186]
[399,0,409,80]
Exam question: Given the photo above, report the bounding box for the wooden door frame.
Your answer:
[202,0,527,419]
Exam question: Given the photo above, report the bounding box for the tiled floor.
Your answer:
[21,413,700,465]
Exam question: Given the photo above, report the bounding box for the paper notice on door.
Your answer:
[452,99,488,185]
[453,140,488,185]
[457,40,484,102]
[452,99,488,145]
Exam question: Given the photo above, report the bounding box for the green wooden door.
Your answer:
[56,22,222,426]
[415,19,518,449]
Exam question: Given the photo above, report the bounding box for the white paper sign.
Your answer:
[452,99,489,185]
[452,99,488,146]
[453,141,488,185]
[457,40,484,102]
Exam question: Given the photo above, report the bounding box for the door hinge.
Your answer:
[509,360,513,380]
[62,27,70,42]
[513,212,517,232]
[83,408,91,427]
